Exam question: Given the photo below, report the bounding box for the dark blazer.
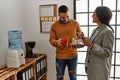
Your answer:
[85,24,114,80]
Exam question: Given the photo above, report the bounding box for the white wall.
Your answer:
[0,0,73,80]
[0,0,25,65]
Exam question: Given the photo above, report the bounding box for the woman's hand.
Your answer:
[83,37,93,48]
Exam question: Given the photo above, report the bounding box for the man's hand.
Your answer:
[56,39,62,46]
[76,32,84,38]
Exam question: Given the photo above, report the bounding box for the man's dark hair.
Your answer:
[58,5,68,13]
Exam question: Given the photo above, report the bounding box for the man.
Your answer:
[49,5,83,80]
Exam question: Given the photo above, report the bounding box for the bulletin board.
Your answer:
[39,4,57,33]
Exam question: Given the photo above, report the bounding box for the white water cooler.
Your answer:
[7,30,25,68]
[7,49,25,68]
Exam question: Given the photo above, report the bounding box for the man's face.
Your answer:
[59,12,69,24]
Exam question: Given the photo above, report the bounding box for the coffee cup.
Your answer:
[61,38,68,46]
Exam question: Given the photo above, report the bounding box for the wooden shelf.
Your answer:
[0,54,47,80]
[0,66,16,80]
[38,72,47,80]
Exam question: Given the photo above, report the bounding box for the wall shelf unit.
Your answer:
[0,54,47,80]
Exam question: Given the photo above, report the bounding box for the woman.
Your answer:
[84,6,114,80]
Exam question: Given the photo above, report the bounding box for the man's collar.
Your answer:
[58,18,70,24]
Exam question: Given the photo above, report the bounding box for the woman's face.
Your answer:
[92,11,99,23]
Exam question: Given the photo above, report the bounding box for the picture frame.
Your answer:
[39,4,57,33]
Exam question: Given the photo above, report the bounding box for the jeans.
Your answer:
[56,56,77,80]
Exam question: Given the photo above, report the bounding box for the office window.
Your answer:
[74,0,120,80]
